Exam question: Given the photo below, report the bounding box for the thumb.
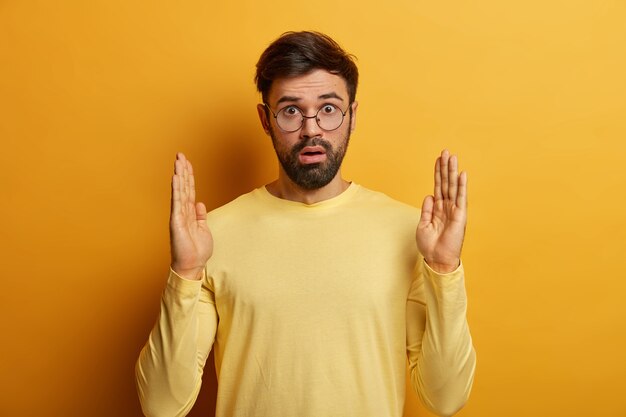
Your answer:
[196,202,207,221]
[419,195,434,227]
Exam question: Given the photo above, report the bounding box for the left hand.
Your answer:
[416,149,467,273]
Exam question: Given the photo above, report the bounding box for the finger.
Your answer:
[419,195,434,226]
[196,202,207,221]
[434,157,443,201]
[457,171,468,210]
[178,159,190,216]
[171,173,180,215]
[174,159,184,211]
[175,159,186,215]
[175,152,188,175]
[182,157,190,205]
[188,160,196,205]
[440,149,449,200]
[448,154,458,203]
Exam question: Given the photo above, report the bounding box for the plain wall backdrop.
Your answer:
[1,1,625,416]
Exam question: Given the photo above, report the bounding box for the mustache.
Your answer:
[291,138,332,155]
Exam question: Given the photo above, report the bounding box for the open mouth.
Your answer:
[299,146,327,164]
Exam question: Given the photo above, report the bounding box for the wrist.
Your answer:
[424,258,460,274]
[170,264,204,281]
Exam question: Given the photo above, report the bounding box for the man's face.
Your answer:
[257,69,358,190]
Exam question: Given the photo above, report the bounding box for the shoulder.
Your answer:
[352,184,421,217]
[205,187,264,225]
[347,184,421,233]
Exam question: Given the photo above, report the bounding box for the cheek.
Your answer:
[271,132,299,151]
[331,125,351,145]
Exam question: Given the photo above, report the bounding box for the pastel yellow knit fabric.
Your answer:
[136,183,475,417]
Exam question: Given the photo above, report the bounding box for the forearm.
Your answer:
[407,261,476,417]
[135,269,217,417]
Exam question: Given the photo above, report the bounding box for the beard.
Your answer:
[269,125,351,190]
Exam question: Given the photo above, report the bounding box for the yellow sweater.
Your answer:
[136,183,475,417]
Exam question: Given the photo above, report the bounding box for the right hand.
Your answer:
[169,152,213,280]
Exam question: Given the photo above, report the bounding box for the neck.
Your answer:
[266,169,350,204]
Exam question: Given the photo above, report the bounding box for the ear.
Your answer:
[349,101,358,133]
[257,103,271,135]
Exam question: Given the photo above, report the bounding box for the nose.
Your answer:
[299,115,323,139]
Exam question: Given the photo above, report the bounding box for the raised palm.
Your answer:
[416,150,467,273]
[169,153,213,280]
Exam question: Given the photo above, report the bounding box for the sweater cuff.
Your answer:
[423,259,464,279]
[166,267,204,296]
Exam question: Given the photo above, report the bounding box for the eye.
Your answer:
[321,104,337,114]
[281,106,301,117]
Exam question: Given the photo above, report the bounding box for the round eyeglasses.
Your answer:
[264,103,350,132]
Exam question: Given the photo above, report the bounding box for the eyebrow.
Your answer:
[319,92,344,101]
[275,92,345,106]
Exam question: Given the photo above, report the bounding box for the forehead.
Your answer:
[267,69,349,106]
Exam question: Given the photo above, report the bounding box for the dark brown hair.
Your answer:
[255,31,359,104]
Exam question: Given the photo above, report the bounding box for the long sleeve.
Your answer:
[406,260,476,417]
[135,268,218,417]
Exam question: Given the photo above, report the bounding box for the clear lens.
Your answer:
[317,104,343,131]
[277,106,304,132]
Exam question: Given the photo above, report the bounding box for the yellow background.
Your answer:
[1,1,625,416]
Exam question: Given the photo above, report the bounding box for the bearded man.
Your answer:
[136,31,476,417]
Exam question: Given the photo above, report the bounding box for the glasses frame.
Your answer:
[264,102,351,133]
